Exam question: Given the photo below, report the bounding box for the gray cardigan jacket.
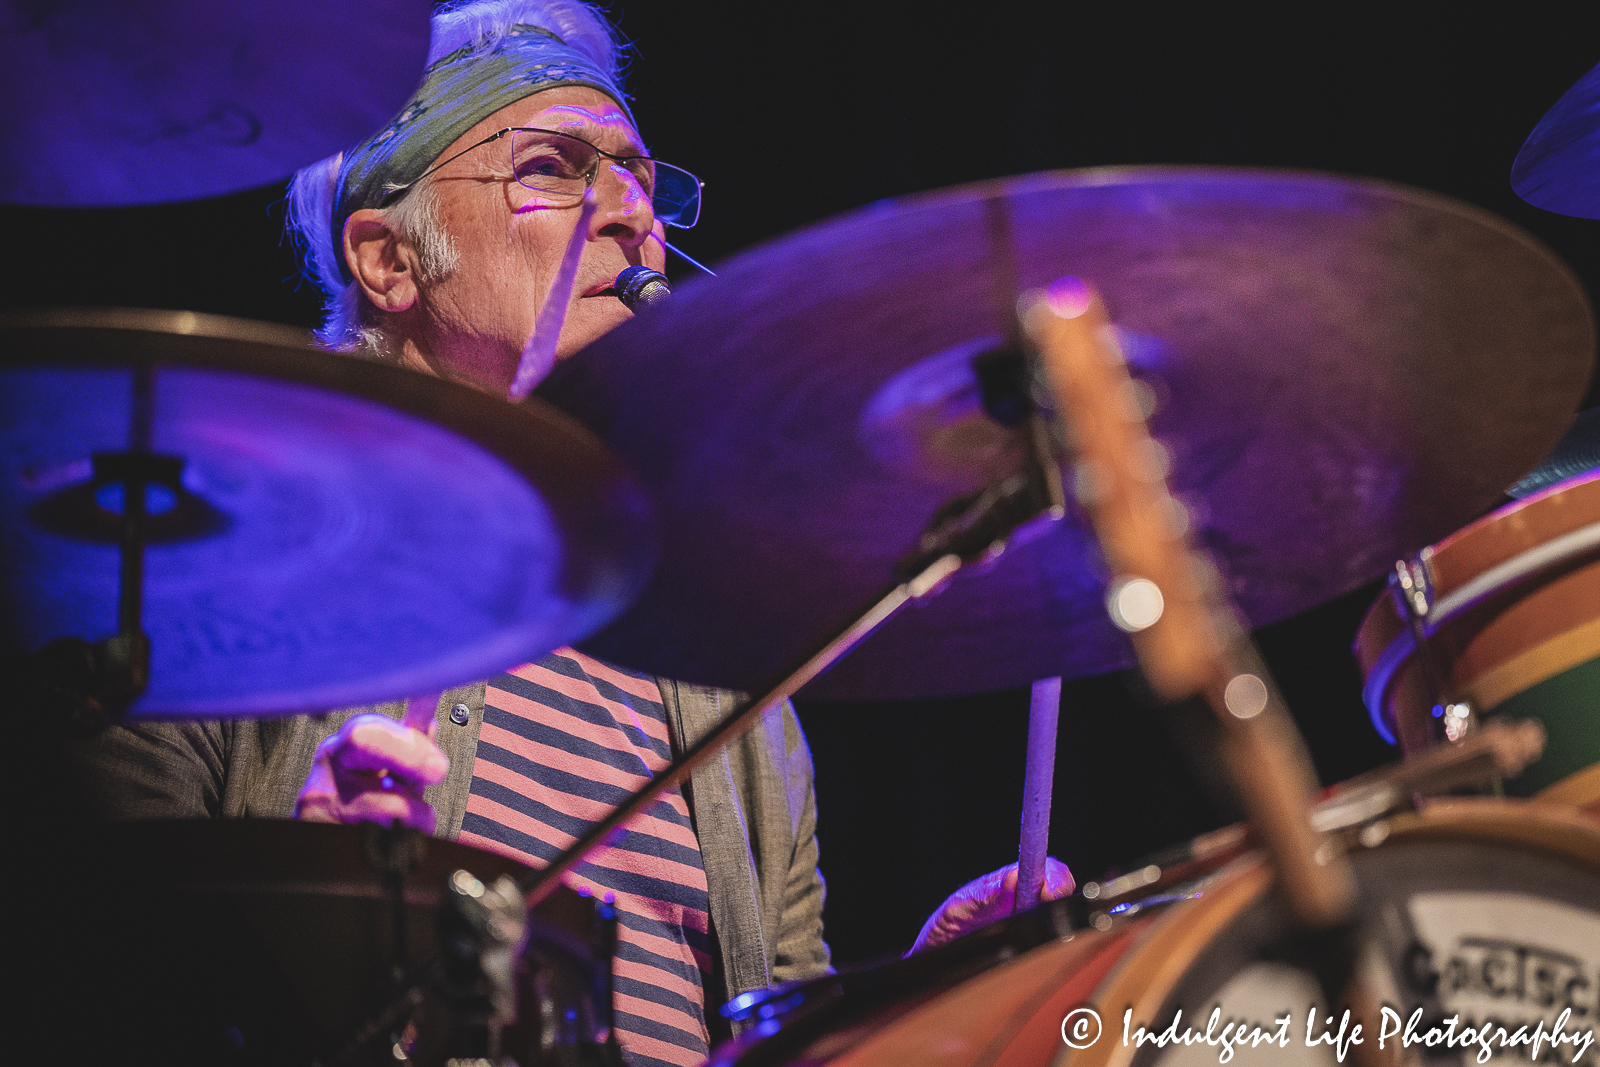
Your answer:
[74,679,831,1023]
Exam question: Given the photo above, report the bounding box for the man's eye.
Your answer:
[518,157,566,177]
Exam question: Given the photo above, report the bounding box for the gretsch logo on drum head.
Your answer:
[1393,891,1600,1064]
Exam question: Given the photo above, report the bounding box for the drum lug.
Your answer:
[1389,552,1436,624]
[1389,552,1480,742]
[1438,698,1478,742]
[437,870,528,1062]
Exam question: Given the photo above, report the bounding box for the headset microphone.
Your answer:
[614,266,671,311]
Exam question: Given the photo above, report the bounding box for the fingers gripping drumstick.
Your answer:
[371,691,443,793]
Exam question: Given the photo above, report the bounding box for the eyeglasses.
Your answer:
[385,126,703,228]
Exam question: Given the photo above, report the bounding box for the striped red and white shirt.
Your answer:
[458,648,713,1067]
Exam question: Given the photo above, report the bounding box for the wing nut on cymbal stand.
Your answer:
[898,349,1067,581]
[25,366,177,731]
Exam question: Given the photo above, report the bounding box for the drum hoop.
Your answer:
[1538,761,1600,810]
[908,925,1148,1067]
[1406,795,1600,864]
[1064,857,1271,1067]
[1361,516,1600,742]
[1061,798,1600,1067]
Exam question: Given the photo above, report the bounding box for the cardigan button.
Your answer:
[449,703,471,725]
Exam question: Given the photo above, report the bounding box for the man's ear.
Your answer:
[344,208,419,312]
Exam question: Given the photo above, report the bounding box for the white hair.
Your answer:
[285,0,628,355]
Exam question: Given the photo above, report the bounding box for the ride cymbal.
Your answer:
[539,167,1593,700]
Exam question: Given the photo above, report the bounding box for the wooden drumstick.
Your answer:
[401,690,443,734]
[1016,676,1061,913]
[508,187,598,401]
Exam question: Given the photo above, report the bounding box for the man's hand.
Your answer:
[908,858,1075,954]
[294,713,449,832]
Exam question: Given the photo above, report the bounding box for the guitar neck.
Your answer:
[1026,286,1354,929]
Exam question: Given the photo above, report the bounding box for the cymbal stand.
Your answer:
[31,365,163,728]
[331,354,1068,1063]
[481,353,1063,1059]
[523,342,1066,906]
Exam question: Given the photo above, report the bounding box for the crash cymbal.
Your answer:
[1512,60,1600,218]
[539,166,1594,701]
[0,0,429,206]
[1,308,654,718]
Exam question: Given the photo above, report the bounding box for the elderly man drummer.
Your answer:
[84,3,1071,1065]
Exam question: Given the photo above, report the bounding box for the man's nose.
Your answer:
[590,161,653,245]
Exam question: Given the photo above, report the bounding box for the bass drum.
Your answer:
[713,799,1600,1067]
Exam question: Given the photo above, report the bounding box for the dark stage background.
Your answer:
[6,2,1600,967]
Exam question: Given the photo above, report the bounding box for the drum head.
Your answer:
[1090,801,1600,1067]
[1126,816,1600,1067]
[725,802,1600,1067]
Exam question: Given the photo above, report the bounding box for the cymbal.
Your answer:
[539,167,1595,701]
[1512,61,1600,219]
[1,308,655,718]
[0,0,430,206]
[1509,406,1600,498]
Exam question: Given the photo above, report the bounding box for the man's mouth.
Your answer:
[581,283,618,298]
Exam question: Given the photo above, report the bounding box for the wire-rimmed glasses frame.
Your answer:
[381,126,703,229]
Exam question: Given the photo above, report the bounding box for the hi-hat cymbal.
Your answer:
[539,166,1594,701]
[1512,60,1600,219]
[1,308,655,718]
[0,0,430,206]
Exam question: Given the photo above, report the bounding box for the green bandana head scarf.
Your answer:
[331,24,631,283]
